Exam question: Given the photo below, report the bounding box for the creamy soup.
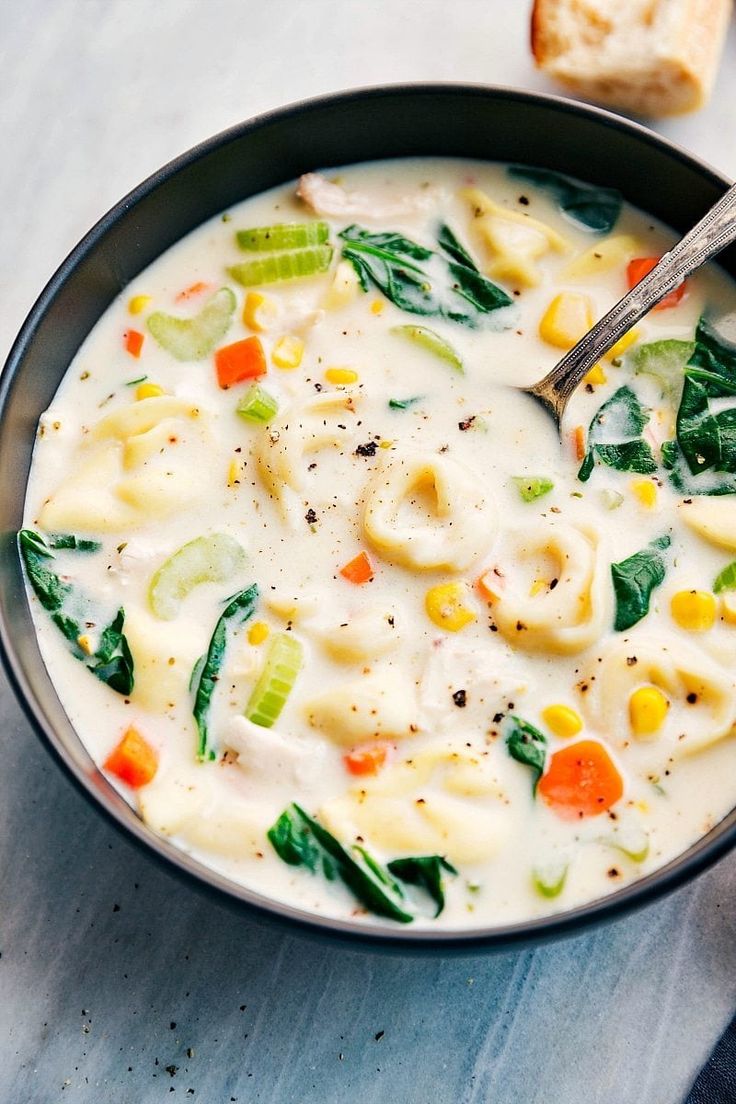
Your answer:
[21,158,736,929]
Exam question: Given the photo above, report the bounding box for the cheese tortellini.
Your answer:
[461,186,569,287]
[482,523,608,654]
[587,636,736,763]
[362,451,495,571]
[39,396,210,533]
[304,667,420,745]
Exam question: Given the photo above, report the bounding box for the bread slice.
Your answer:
[531,0,732,116]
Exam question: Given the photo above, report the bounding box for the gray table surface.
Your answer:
[3,3,736,1101]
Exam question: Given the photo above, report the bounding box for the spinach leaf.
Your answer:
[19,529,134,695]
[387,855,458,917]
[268,804,413,923]
[192,584,259,761]
[388,395,423,410]
[611,535,670,632]
[578,386,656,482]
[505,716,547,795]
[713,561,736,593]
[508,166,622,233]
[437,222,478,269]
[339,224,512,327]
[47,533,102,552]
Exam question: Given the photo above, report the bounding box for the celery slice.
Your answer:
[148,533,246,620]
[631,339,695,397]
[602,826,650,863]
[245,632,303,727]
[390,324,464,374]
[147,287,236,361]
[228,246,334,288]
[714,561,736,593]
[236,384,279,425]
[236,221,329,252]
[511,476,554,502]
[532,860,568,899]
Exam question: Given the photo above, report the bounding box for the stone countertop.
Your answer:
[2,3,736,1101]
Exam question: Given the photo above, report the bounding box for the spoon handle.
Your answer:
[527,181,736,423]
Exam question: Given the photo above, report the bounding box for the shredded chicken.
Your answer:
[297,172,442,222]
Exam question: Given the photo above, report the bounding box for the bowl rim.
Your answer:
[3,81,736,952]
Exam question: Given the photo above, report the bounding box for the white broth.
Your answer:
[22,158,736,929]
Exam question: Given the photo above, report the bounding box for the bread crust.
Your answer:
[531,0,732,116]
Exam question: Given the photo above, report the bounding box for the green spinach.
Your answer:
[507,166,622,233]
[611,535,670,632]
[578,386,656,482]
[713,561,736,593]
[387,856,458,917]
[505,716,547,795]
[192,584,259,761]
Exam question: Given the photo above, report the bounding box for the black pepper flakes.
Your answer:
[356,441,378,457]
[452,689,467,708]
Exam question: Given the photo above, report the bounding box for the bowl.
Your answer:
[2,84,735,952]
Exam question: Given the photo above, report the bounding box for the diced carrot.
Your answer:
[344,743,389,776]
[340,551,374,585]
[176,280,209,301]
[476,571,499,602]
[124,329,145,358]
[538,739,623,820]
[104,726,158,788]
[215,336,267,389]
[627,257,686,311]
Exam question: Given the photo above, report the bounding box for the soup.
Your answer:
[21,158,736,928]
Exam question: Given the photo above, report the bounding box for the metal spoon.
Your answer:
[524,182,736,428]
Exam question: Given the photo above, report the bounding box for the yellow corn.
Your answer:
[227,459,240,488]
[583,364,607,386]
[77,634,94,656]
[629,685,669,737]
[371,299,385,315]
[529,578,547,597]
[631,479,657,508]
[541,704,582,739]
[322,260,360,309]
[606,327,641,361]
[721,592,736,624]
[325,367,359,385]
[135,382,164,400]
[671,589,717,631]
[539,293,593,350]
[242,291,276,332]
[128,294,151,315]
[248,621,270,646]
[379,439,393,449]
[425,582,476,632]
[272,335,304,370]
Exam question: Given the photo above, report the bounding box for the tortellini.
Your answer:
[39,396,209,533]
[255,389,361,524]
[587,636,736,764]
[461,186,568,287]
[311,606,402,663]
[124,608,202,715]
[362,451,495,571]
[304,667,420,745]
[482,523,608,654]
[320,746,510,863]
[678,497,736,552]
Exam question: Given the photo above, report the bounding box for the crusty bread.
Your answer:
[531,0,732,116]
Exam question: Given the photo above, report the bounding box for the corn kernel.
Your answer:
[635,800,650,814]
[248,621,270,646]
[325,367,359,385]
[77,634,94,656]
[541,704,582,739]
[721,591,736,624]
[128,294,151,315]
[272,335,304,370]
[671,590,717,631]
[242,291,277,332]
[371,299,385,315]
[529,578,547,597]
[629,685,669,737]
[322,260,360,310]
[227,459,240,487]
[135,382,164,400]
[606,327,640,361]
[539,293,594,350]
[583,364,607,386]
[379,439,393,449]
[425,582,476,632]
[631,479,657,508]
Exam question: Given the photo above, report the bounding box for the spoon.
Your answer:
[524,182,736,429]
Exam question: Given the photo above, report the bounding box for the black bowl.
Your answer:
[2,84,735,952]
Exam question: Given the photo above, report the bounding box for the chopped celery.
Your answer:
[532,860,568,899]
[236,384,279,425]
[600,489,625,510]
[228,245,333,288]
[246,632,303,728]
[630,339,695,397]
[148,533,246,620]
[511,476,554,502]
[236,221,329,252]
[147,287,236,361]
[602,825,650,863]
[390,324,464,374]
